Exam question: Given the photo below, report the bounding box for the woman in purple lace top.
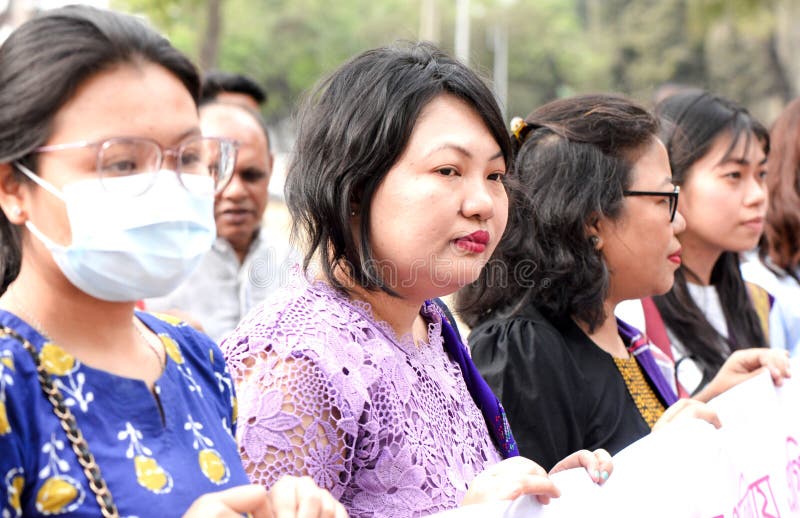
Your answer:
[222,42,612,517]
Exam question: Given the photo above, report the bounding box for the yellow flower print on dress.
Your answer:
[184,414,230,485]
[163,334,204,396]
[4,467,25,517]
[152,312,184,326]
[133,456,171,493]
[0,353,12,370]
[39,344,76,377]
[118,422,173,494]
[36,478,79,515]
[35,433,85,515]
[34,344,95,414]
[0,350,15,435]
[0,398,10,436]
[160,334,183,365]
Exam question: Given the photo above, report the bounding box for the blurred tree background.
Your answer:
[113,0,800,148]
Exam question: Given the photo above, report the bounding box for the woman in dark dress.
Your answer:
[457,94,790,471]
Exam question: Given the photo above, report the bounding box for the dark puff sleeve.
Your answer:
[469,311,590,471]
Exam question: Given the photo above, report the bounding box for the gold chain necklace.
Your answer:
[0,325,121,517]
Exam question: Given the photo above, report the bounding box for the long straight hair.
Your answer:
[654,90,768,383]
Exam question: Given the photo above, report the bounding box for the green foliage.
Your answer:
[688,0,776,39]
[599,0,704,104]
[113,0,793,126]
[116,0,418,121]
[502,0,612,117]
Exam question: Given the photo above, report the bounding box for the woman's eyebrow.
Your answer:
[424,144,503,161]
[426,143,472,159]
[717,156,768,167]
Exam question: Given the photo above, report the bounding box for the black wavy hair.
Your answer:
[285,41,512,295]
[458,94,658,330]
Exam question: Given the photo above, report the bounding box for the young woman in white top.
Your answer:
[616,90,790,395]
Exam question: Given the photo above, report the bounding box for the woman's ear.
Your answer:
[0,163,28,225]
[586,213,604,251]
[349,193,361,218]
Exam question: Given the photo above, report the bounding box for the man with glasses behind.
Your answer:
[146,101,294,342]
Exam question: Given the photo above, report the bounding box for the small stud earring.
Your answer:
[350,210,357,217]
[589,236,599,247]
[10,207,21,217]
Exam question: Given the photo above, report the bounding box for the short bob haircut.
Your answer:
[0,5,199,293]
[285,41,512,295]
[458,94,658,330]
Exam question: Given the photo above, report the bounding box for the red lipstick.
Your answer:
[668,248,682,265]
[455,230,490,253]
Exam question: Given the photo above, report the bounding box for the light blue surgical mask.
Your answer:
[16,164,216,301]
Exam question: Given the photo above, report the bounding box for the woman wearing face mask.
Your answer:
[616,90,794,395]
[0,7,345,517]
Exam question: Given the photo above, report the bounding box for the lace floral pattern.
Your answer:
[222,273,502,517]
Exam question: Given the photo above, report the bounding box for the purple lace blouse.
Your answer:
[222,273,502,517]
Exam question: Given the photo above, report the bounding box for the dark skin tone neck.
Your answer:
[574,302,629,359]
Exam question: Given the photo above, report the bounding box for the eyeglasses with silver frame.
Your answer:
[22,135,237,197]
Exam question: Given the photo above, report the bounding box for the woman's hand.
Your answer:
[549,448,613,485]
[183,484,272,518]
[182,478,348,518]
[652,398,721,433]
[462,456,561,506]
[269,475,348,518]
[695,348,791,403]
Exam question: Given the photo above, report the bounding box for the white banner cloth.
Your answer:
[431,359,800,518]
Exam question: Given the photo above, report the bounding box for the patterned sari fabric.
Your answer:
[615,318,679,428]
[223,273,506,517]
[0,310,249,517]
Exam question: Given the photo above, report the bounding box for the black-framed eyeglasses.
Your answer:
[622,185,680,222]
[28,135,237,196]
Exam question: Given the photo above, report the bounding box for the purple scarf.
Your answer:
[430,301,520,459]
[617,318,679,407]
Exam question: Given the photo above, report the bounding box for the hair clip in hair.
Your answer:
[510,117,529,143]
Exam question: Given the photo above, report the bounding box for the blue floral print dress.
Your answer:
[0,310,249,517]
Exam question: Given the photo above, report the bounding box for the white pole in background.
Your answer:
[455,0,470,65]
[419,0,439,43]
[493,21,509,119]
